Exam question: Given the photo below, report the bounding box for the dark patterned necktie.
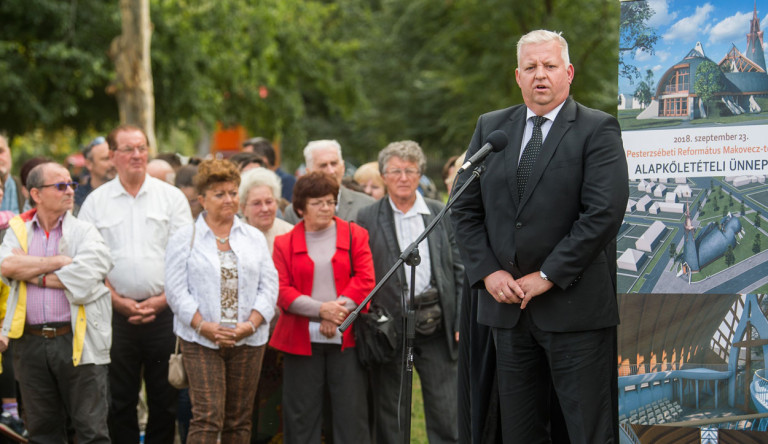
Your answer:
[517,116,547,199]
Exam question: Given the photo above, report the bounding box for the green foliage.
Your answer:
[694,61,725,116]
[724,246,735,267]
[756,211,762,228]
[754,233,762,255]
[0,1,120,137]
[634,69,654,107]
[619,0,658,83]
[0,0,622,171]
[151,0,366,163]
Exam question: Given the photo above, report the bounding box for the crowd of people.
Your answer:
[0,122,465,444]
[0,29,627,444]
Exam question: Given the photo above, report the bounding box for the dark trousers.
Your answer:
[0,341,16,399]
[283,344,369,444]
[14,332,109,443]
[108,308,177,444]
[181,340,265,444]
[493,310,619,444]
[372,329,458,444]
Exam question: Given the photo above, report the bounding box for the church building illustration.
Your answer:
[637,3,768,120]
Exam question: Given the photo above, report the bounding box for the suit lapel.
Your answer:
[422,206,440,282]
[504,106,528,206]
[379,201,404,279]
[336,187,354,220]
[517,98,576,210]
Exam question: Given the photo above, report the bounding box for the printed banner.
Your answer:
[617,0,768,441]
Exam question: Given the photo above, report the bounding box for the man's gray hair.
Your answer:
[517,30,570,67]
[377,140,427,175]
[25,163,50,190]
[238,167,283,208]
[304,140,342,171]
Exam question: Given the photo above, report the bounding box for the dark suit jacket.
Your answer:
[357,197,464,360]
[451,98,628,332]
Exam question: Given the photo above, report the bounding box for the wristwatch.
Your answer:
[539,270,549,281]
[37,273,45,287]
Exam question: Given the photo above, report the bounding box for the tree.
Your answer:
[0,1,120,137]
[756,211,762,229]
[669,243,676,260]
[619,1,659,83]
[741,202,746,215]
[753,234,762,254]
[110,0,156,152]
[694,61,725,117]
[634,69,654,107]
[724,246,735,267]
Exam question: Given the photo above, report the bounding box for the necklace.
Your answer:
[215,235,230,244]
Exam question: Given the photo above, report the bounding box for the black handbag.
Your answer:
[348,222,399,368]
[355,304,399,368]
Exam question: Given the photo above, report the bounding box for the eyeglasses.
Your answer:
[384,168,420,178]
[115,145,148,154]
[307,199,337,208]
[38,181,79,192]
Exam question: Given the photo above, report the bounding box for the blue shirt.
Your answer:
[0,176,19,213]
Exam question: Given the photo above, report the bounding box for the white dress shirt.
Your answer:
[78,175,192,300]
[389,192,432,296]
[165,214,278,348]
[518,100,567,163]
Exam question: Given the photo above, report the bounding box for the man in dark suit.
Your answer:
[451,30,628,443]
[357,140,463,444]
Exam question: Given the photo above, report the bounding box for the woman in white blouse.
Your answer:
[165,159,278,443]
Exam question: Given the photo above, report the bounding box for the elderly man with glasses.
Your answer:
[357,140,464,444]
[0,162,113,442]
[79,124,192,444]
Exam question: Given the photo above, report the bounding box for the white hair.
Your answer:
[238,167,282,208]
[517,30,570,67]
[303,140,343,171]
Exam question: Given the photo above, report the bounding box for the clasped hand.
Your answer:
[318,300,349,338]
[199,322,252,348]
[115,294,165,325]
[484,269,554,309]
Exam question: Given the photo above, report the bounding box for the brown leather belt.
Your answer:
[25,324,71,339]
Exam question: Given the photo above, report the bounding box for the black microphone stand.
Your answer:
[339,164,486,444]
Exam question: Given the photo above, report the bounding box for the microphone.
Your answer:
[457,130,508,174]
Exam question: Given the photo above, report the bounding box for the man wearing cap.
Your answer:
[74,136,116,215]
[0,162,113,442]
[79,124,192,444]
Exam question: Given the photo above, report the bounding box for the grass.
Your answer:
[411,370,428,443]
[618,107,768,131]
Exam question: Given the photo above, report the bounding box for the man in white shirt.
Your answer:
[79,125,192,444]
[357,141,463,444]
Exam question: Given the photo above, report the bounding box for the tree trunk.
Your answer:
[108,0,157,154]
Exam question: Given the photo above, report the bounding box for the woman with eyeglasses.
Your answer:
[270,171,375,444]
[165,159,278,442]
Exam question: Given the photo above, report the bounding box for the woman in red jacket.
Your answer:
[270,171,375,444]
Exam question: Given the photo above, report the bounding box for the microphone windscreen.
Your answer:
[486,130,508,153]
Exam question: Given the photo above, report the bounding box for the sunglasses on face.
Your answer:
[38,181,79,192]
